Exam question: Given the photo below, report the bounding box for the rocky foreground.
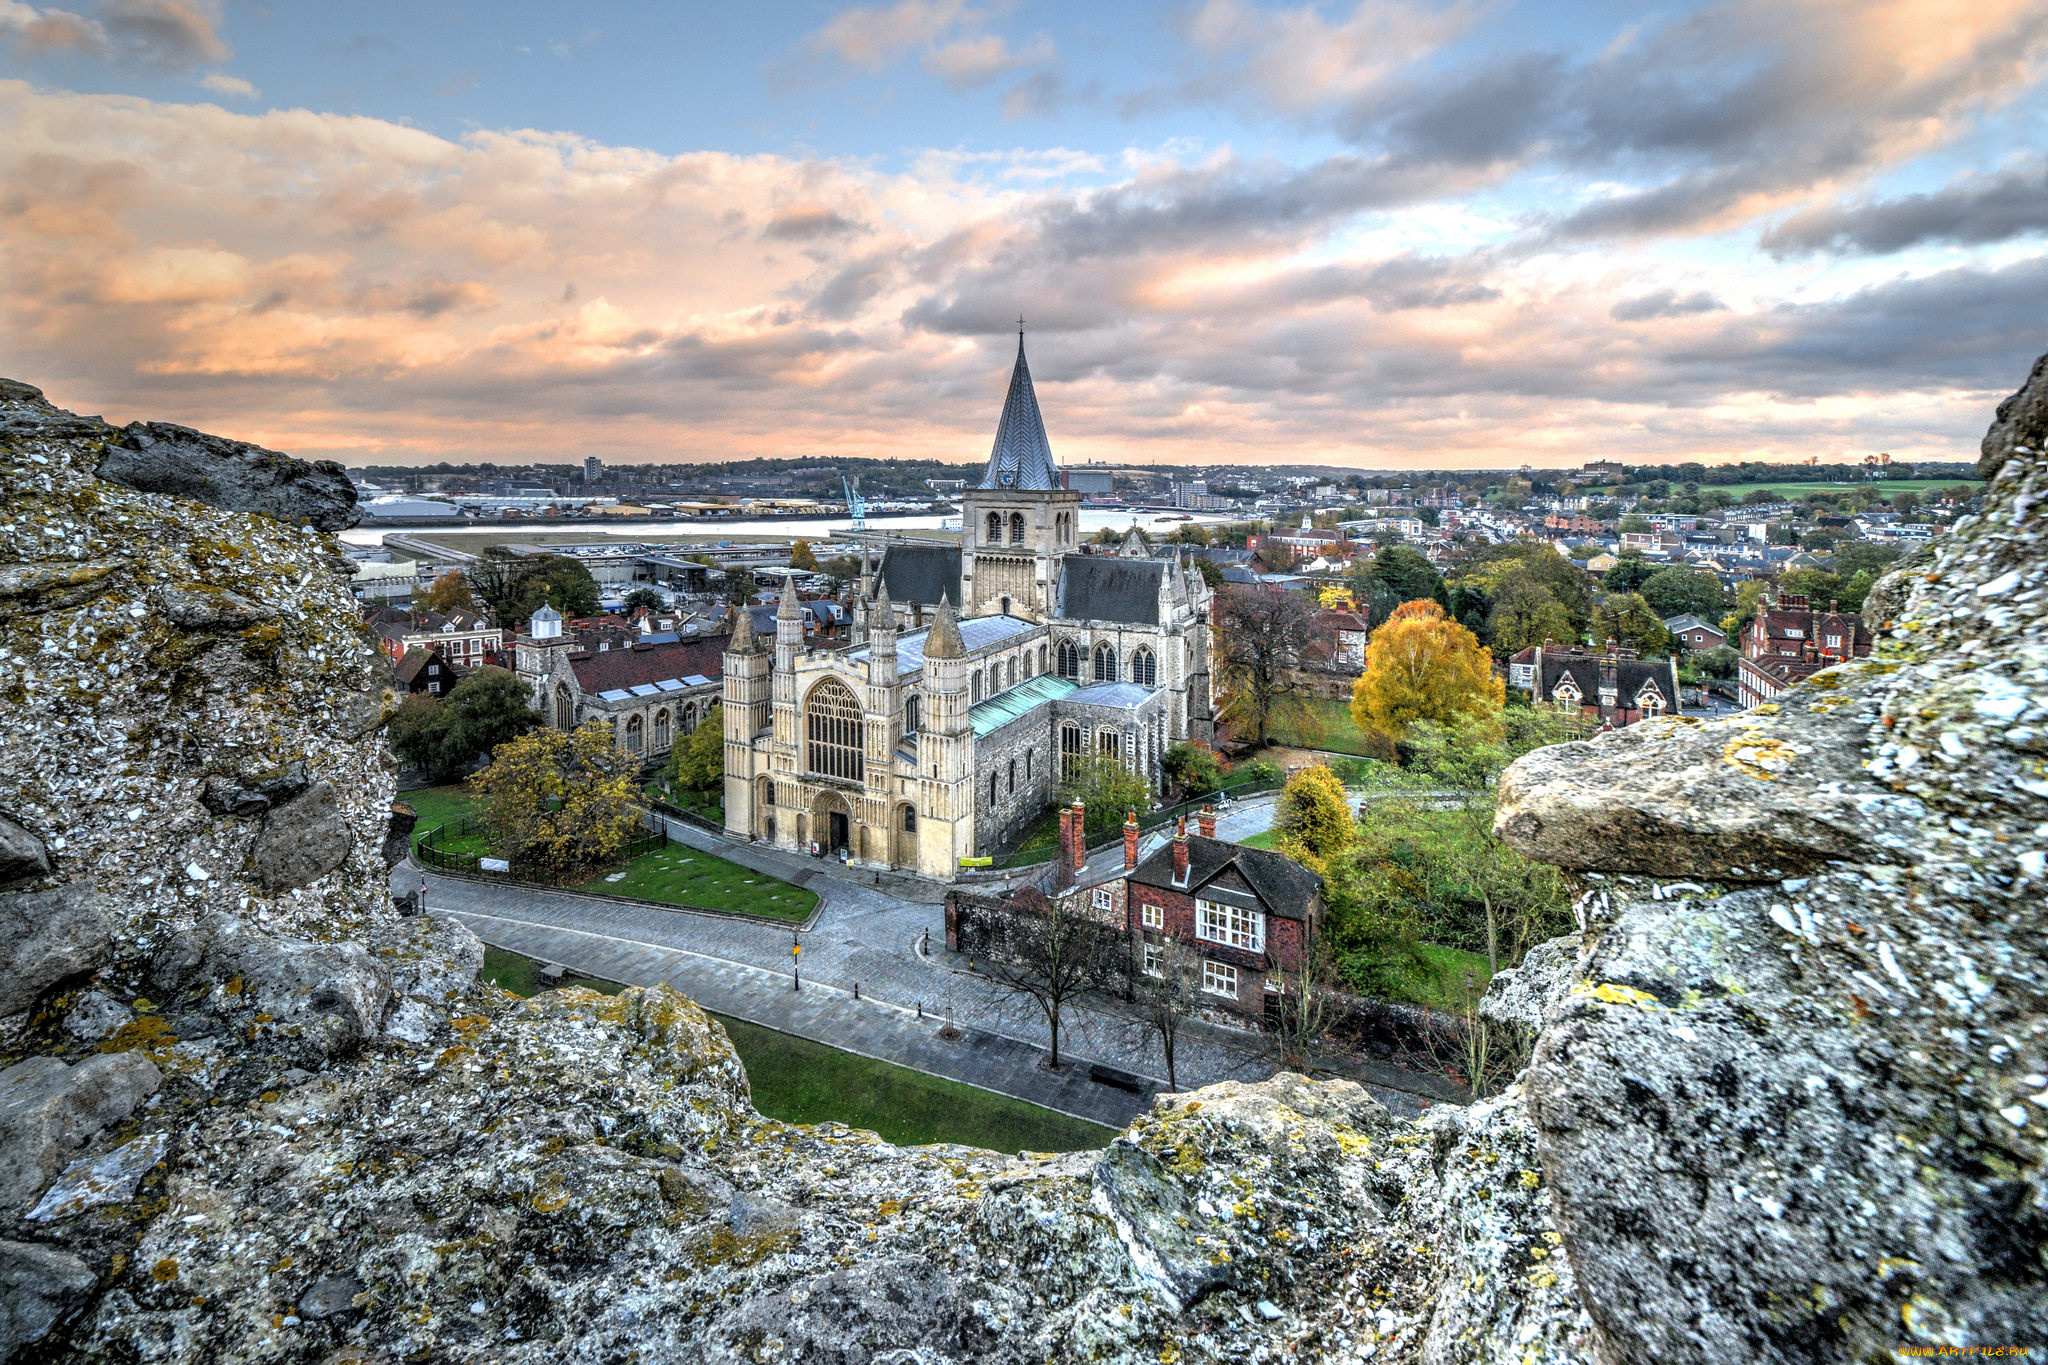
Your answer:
[0,367,2043,1363]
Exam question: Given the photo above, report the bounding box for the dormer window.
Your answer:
[1195,898,1264,953]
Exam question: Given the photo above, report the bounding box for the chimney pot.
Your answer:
[1123,810,1140,871]
[1070,802,1086,870]
[1171,816,1189,883]
[1198,804,1215,839]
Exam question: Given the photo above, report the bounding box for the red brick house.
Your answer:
[394,645,459,696]
[1506,641,1681,727]
[1736,593,1872,708]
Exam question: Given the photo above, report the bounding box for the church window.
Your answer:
[1098,729,1120,759]
[1060,723,1084,777]
[1024,652,1035,679]
[990,771,1000,805]
[1025,750,1032,780]
[971,673,983,703]
[805,677,865,782]
[904,692,921,734]
[1008,758,1016,793]
[681,702,698,732]
[1057,639,1080,679]
[1039,643,1047,673]
[1008,658,1017,687]
[554,684,574,731]
[989,664,1001,696]
[903,805,917,831]
[625,715,644,754]
[653,709,671,750]
[1010,512,1026,544]
[1131,647,1157,688]
[986,511,1001,543]
[1093,642,1117,682]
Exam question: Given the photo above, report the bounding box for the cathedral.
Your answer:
[722,333,1214,881]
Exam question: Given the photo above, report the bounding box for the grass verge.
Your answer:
[1261,698,1376,756]
[573,843,817,921]
[479,947,1111,1151]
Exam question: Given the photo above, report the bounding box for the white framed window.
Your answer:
[427,681,441,694]
[1140,902,1164,930]
[1265,972,1286,995]
[1195,898,1265,954]
[1826,634,1842,649]
[1785,627,1804,639]
[1143,943,1164,977]
[1202,960,1238,997]
[1092,886,1113,912]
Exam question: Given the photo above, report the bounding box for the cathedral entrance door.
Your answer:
[828,810,849,852]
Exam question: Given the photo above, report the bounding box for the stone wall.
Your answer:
[1,364,2043,1365]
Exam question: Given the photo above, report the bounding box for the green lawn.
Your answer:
[480,947,1111,1152]
[1392,944,1496,1014]
[1702,477,1977,500]
[575,842,817,921]
[1239,828,1282,850]
[1261,698,1376,756]
[399,784,480,834]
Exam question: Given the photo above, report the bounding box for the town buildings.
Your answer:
[1507,641,1682,726]
[1736,593,1873,707]
[513,604,726,762]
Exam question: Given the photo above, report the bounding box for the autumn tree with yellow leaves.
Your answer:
[1350,600,1505,743]
[469,719,647,881]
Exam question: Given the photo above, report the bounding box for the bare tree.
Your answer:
[1268,942,1335,1072]
[1215,587,1317,747]
[466,548,522,626]
[980,886,1120,1070]
[1135,935,1204,1091]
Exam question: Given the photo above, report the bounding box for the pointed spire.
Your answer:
[873,581,892,621]
[728,600,761,652]
[777,575,802,620]
[977,329,1058,490]
[926,592,964,659]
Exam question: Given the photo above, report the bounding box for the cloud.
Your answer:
[1,0,227,68]
[1174,0,1476,116]
[804,0,970,71]
[1612,290,1728,321]
[198,70,255,98]
[0,77,2040,473]
[1762,156,2048,256]
[923,33,1051,89]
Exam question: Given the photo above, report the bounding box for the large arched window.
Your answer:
[1056,639,1080,679]
[805,677,865,781]
[1093,642,1118,682]
[625,714,645,754]
[1007,658,1017,687]
[1130,647,1157,688]
[904,692,921,734]
[1060,723,1084,778]
[1039,643,1047,674]
[680,702,698,733]
[1009,512,1025,544]
[990,771,1000,806]
[989,664,1002,696]
[1024,652,1035,679]
[971,672,983,703]
[1097,729,1120,759]
[653,709,671,750]
[985,511,1002,543]
[554,684,574,731]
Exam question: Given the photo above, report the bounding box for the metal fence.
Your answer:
[414,815,664,881]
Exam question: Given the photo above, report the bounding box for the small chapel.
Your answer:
[721,331,1214,880]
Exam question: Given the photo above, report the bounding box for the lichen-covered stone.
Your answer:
[0,1054,161,1211]
[96,422,359,532]
[0,884,112,1018]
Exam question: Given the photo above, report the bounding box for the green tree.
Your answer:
[1778,567,1842,605]
[511,555,600,622]
[623,587,667,613]
[1838,569,1877,614]
[1617,513,1653,534]
[1352,601,1505,742]
[1891,490,1918,514]
[1637,566,1727,620]
[1831,541,1900,581]
[387,666,540,778]
[1059,755,1152,841]
[1191,556,1225,591]
[789,541,820,572]
[1591,591,1671,655]
[1727,579,1771,636]
[1161,741,1224,797]
[1459,545,1594,638]
[469,720,646,880]
[664,704,725,792]
[1603,553,1656,594]
[1367,545,1444,607]
[417,571,476,615]
[1694,645,1739,679]
[1485,577,1573,655]
[1276,764,1354,862]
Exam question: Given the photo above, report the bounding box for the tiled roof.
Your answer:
[848,612,1041,676]
[877,545,962,606]
[1129,834,1321,922]
[569,635,728,695]
[1055,556,1162,624]
[977,334,1060,490]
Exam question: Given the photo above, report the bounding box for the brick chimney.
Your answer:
[1171,816,1189,885]
[1069,801,1086,873]
[1123,810,1140,870]
[1198,804,1216,839]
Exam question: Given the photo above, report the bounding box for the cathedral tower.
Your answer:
[915,594,973,876]
[958,327,1080,621]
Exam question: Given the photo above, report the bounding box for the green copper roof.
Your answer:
[969,673,1074,736]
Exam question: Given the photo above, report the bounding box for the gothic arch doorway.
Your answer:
[812,789,853,855]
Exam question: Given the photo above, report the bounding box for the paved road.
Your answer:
[429,790,1444,1130]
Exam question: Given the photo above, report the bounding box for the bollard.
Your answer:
[854,982,860,1000]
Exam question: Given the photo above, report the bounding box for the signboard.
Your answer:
[958,856,992,868]
[479,857,510,873]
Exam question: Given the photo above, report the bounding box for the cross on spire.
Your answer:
[1017,313,1026,336]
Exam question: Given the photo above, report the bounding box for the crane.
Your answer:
[842,474,867,532]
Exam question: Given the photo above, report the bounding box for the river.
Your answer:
[337,506,1236,548]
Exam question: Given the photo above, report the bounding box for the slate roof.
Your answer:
[568,636,728,695]
[1062,682,1155,709]
[1055,556,1163,625]
[977,333,1059,490]
[877,545,963,606]
[1128,834,1322,923]
[393,646,448,685]
[970,674,1075,736]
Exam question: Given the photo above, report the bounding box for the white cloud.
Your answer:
[0,0,227,67]
[805,0,971,70]
[198,70,255,98]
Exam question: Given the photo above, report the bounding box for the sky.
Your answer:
[3,1,2046,471]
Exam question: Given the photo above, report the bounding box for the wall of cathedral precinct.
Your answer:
[970,710,1060,854]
